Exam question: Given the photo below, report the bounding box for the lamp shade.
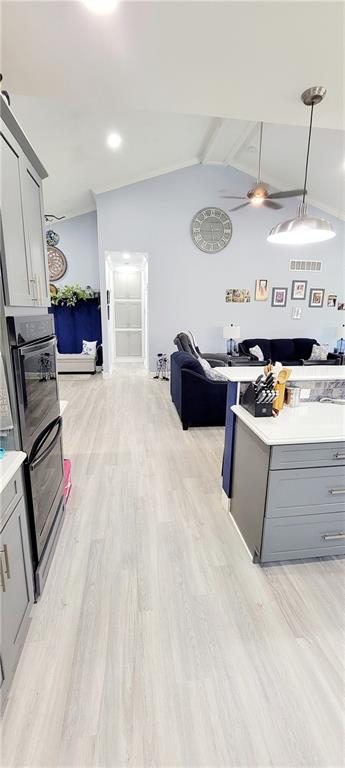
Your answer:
[223,323,240,340]
[337,323,345,339]
[267,214,335,245]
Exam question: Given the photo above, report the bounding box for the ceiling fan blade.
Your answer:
[263,199,283,210]
[229,202,251,212]
[220,195,247,200]
[268,189,305,199]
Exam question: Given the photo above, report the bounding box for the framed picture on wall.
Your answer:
[255,279,268,301]
[291,280,307,300]
[271,287,287,307]
[225,288,250,303]
[327,294,337,308]
[309,288,324,308]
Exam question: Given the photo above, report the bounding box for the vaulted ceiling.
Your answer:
[2,1,344,219]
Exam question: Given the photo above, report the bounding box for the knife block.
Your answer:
[241,383,273,418]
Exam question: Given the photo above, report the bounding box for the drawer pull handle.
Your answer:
[0,557,6,592]
[0,545,10,578]
[335,452,345,459]
[329,488,345,495]
[321,532,345,541]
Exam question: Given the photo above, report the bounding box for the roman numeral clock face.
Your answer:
[191,208,232,253]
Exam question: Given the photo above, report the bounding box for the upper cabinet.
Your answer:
[21,160,50,306]
[0,96,50,308]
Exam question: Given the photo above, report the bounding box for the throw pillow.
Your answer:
[82,339,97,357]
[310,343,328,361]
[198,356,227,381]
[249,344,264,361]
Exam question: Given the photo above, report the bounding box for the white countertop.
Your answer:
[0,451,26,494]
[232,403,345,445]
[216,365,345,383]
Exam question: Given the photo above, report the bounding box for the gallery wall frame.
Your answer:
[309,288,325,308]
[271,287,287,307]
[291,280,307,300]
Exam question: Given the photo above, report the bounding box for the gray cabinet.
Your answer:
[230,419,345,564]
[0,131,33,306]
[0,467,34,712]
[0,98,49,308]
[21,160,50,306]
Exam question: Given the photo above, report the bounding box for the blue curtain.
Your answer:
[49,299,102,363]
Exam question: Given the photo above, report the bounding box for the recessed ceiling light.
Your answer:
[82,0,118,14]
[107,132,122,150]
[122,252,130,261]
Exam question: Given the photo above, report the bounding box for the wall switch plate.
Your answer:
[300,388,311,400]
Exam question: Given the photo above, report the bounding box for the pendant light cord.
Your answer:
[302,102,314,205]
[257,121,263,184]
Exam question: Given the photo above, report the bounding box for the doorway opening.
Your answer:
[105,252,148,369]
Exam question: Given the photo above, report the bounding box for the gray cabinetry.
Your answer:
[0,97,49,308]
[0,467,34,712]
[21,160,50,306]
[230,418,345,564]
[0,131,32,306]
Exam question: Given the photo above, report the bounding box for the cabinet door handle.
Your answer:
[0,545,10,578]
[37,274,42,304]
[334,452,345,459]
[321,532,345,541]
[329,488,345,495]
[0,557,6,592]
[30,277,37,303]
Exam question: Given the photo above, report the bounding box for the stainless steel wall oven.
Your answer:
[7,315,64,595]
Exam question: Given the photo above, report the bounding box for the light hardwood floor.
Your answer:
[1,366,344,767]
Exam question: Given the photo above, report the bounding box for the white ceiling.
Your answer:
[2,1,344,219]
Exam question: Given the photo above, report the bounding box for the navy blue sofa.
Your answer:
[170,352,227,430]
[239,338,339,366]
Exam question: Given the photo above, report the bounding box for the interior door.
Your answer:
[0,130,33,306]
[21,161,50,307]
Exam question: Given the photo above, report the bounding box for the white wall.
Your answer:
[95,164,344,371]
[46,211,99,289]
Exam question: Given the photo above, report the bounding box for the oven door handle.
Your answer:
[30,418,62,470]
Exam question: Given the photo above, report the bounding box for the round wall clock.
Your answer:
[48,246,67,281]
[191,207,232,253]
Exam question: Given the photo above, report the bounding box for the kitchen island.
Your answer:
[218,364,345,501]
[230,402,345,564]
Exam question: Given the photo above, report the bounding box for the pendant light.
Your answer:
[267,87,336,245]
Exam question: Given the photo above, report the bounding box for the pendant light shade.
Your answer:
[267,87,335,246]
[267,204,336,244]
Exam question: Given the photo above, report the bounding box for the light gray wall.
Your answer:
[46,210,99,289]
[96,164,344,371]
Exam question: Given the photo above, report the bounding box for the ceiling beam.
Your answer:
[198,117,224,164]
[223,121,258,167]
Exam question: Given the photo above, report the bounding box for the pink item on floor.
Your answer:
[63,459,72,503]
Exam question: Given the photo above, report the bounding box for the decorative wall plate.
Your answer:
[50,283,58,297]
[191,207,232,253]
[46,229,60,247]
[48,246,67,281]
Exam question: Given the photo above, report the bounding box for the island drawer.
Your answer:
[266,466,345,519]
[270,442,345,470]
[260,511,345,562]
[0,467,24,531]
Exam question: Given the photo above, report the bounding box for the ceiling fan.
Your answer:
[220,122,304,212]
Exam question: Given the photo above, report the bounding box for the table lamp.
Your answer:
[337,322,345,354]
[223,323,241,355]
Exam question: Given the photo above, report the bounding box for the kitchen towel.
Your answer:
[0,352,13,435]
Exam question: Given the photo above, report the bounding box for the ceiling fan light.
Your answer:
[267,215,335,245]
